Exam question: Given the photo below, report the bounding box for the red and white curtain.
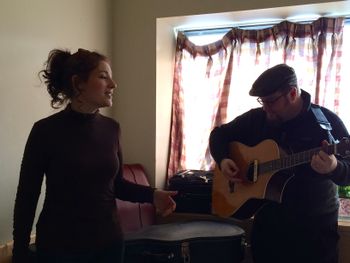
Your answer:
[167,17,345,179]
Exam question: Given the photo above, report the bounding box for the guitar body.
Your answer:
[212,139,293,219]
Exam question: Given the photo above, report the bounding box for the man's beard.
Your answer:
[266,113,283,127]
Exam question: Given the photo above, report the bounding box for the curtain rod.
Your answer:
[180,16,350,35]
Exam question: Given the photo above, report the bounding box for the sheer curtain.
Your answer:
[167,17,345,178]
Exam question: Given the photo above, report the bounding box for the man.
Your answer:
[209,64,350,263]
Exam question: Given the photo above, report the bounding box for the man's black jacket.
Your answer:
[210,90,350,217]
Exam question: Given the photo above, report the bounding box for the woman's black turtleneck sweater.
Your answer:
[13,105,154,257]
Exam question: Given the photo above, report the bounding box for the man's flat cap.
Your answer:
[249,64,298,97]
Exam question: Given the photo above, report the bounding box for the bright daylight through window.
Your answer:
[184,20,350,219]
[186,21,350,131]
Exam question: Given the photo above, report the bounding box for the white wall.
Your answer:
[0,0,112,244]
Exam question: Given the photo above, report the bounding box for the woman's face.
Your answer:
[73,60,116,113]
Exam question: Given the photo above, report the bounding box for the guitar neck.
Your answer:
[260,144,337,173]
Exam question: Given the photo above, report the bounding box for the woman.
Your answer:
[12,48,177,263]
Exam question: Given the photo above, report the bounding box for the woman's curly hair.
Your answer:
[39,48,107,109]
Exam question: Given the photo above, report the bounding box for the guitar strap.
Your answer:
[311,105,337,144]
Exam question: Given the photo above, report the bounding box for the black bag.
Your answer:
[124,220,245,263]
[167,170,213,214]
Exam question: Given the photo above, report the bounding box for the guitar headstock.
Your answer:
[336,137,350,158]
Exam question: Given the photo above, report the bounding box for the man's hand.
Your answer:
[311,140,337,174]
[220,158,242,183]
[153,189,177,217]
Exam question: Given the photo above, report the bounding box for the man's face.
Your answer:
[76,61,116,111]
[257,88,292,125]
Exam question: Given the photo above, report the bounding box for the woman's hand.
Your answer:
[153,189,177,217]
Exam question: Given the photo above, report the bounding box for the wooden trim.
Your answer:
[339,219,350,230]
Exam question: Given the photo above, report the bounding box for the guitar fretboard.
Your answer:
[259,144,336,174]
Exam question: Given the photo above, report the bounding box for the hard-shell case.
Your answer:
[124,220,245,263]
[167,170,213,214]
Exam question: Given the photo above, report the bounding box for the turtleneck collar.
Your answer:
[63,104,100,121]
[300,89,312,112]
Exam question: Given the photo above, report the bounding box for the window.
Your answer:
[169,17,348,174]
[168,17,350,219]
[186,20,350,130]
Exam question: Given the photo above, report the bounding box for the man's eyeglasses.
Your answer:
[256,90,290,106]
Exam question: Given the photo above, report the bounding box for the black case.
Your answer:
[167,170,213,214]
[124,220,245,263]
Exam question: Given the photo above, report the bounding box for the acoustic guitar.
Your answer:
[211,138,350,220]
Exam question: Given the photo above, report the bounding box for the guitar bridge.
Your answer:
[246,160,258,183]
